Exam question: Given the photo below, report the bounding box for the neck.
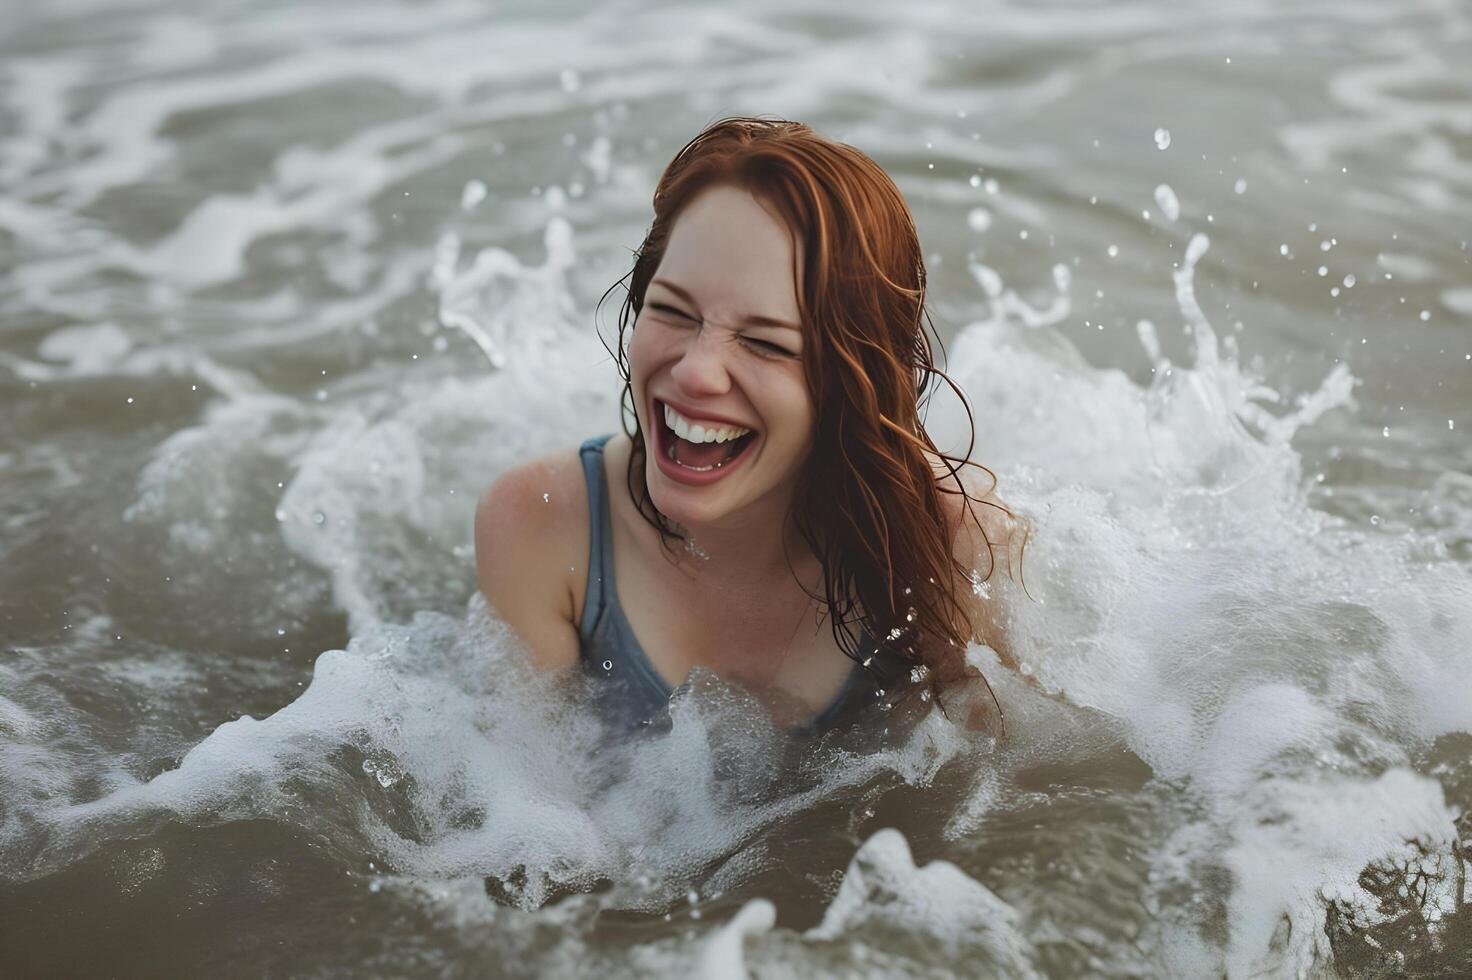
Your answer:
[667,500,820,592]
[616,431,822,593]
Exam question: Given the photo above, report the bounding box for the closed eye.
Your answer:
[649,302,693,320]
[742,337,795,358]
[649,303,796,357]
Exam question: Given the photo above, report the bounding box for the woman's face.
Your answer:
[629,183,814,530]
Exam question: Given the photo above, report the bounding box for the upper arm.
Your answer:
[474,455,584,672]
[939,475,1029,731]
[938,462,1026,671]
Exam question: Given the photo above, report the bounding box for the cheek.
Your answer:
[626,317,672,377]
[768,376,815,447]
[626,329,657,402]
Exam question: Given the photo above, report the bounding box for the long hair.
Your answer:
[596,115,1010,699]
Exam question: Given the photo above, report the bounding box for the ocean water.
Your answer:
[1,0,1469,976]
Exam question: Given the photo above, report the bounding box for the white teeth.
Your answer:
[662,402,751,443]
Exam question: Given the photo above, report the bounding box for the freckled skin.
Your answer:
[477,184,857,710]
[629,183,814,547]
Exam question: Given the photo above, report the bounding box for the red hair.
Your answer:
[597,116,1011,701]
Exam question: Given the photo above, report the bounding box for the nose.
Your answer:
[668,324,732,397]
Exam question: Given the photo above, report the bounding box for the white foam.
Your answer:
[1376,251,1438,282]
[36,322,132,371]
[272,218,611,631]
[803,828,1038,975]
[696,898,774,979]
[1441,287,1472,317]
[1220,769,1455,977]
[923,219,1468,972]
[11,598,979,913]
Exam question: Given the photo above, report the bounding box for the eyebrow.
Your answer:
[649,278,801,332]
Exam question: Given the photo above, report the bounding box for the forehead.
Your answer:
[655,185,804,312]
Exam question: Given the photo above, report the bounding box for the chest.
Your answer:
[626,563,788,657]
[609,525,855,714]
[572,436,861,717]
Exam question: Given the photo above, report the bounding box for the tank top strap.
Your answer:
[576,434,618,643]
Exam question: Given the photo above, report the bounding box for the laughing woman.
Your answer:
[475,116,1020,737]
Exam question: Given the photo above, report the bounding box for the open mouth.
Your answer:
[652,399,759,480]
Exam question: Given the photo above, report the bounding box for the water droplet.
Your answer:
[312,511,326,525]
[1382,427,1391,438]
[1234,178,1247,194]
[1153,183,1180,221]
[966,207,992,233]
[1370,515,1380,526]
[601,660,613,672]
[1107,244,1119,258]
[542,492,550,502]
[461,179,488,210]
[1318,266,1328,277]
[1279,244,1290,256]
[1153,127,1171,149]
[983,178,999,195]
[274,508,287,522]
[968,174,981,188]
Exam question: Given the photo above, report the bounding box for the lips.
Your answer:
[650,398,759,487]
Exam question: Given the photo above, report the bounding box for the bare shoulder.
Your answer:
[474,446,590,671]
[926,451,1026,674]
[926,452,1023,579]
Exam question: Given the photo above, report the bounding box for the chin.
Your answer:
[641,450,727,527]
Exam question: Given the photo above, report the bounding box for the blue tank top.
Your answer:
[576,434,908,736]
